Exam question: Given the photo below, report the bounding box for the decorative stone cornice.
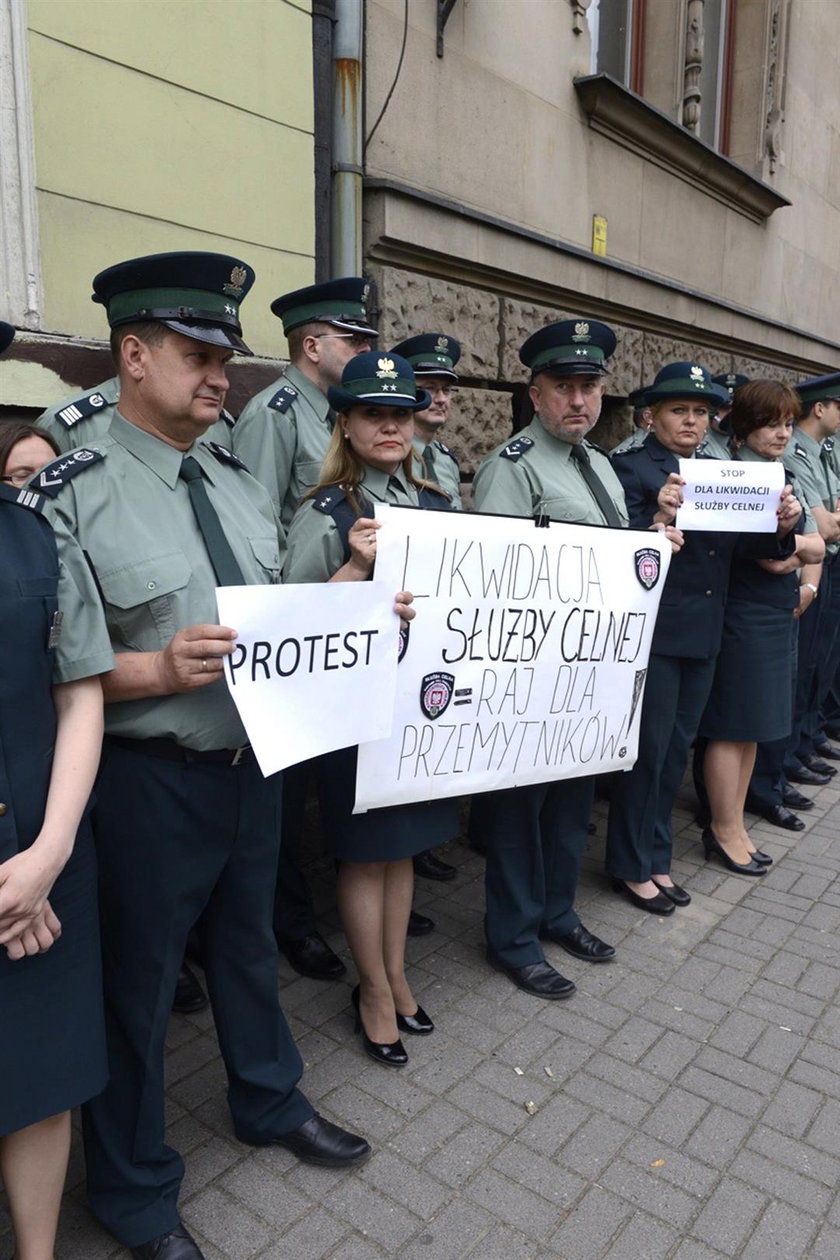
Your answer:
[574,73,790,224]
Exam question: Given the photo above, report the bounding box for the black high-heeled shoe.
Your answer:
[702,828,766,876]
[748,850,773,866]
[611,878,675,915]
[396,1005,434,1035]
[350,986,408,1066]
[651,878,691,907]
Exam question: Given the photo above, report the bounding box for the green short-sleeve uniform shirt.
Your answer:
[233,364,334,529]
[472,417,629,526]
[791,428,840,557]
[411,436,462,509]
[284,465,420,584]
[41,414,283,749]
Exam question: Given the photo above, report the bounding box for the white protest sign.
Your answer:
[676,458,784,532]
[218,582,398,777]
[353,507,671,812]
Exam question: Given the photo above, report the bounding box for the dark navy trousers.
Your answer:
[83,743,312,1249]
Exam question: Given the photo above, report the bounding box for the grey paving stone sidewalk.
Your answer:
[5,775,840,1259]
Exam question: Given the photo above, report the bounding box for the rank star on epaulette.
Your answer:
[208,442,248,470]
[36,448,105,497]
[318,495,333,508]
[268,385,298,414]
[500,436,534,462]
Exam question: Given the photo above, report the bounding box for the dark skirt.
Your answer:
[318,746,459,862]
[0,816,107,1135]
[699,599,796,743]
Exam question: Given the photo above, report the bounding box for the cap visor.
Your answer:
[323,317,379,336]
[162,319,253,356]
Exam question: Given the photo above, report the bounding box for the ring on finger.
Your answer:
[202,658,208,673]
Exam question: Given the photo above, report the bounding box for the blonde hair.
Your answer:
[306,410,446,516]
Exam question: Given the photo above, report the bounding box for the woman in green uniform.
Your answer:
[284,351,452,1068]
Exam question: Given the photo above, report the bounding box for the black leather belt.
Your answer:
[105,735,255,766]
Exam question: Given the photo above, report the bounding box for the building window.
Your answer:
[589,0,645,95]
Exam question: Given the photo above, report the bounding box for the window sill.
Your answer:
[573,74,790,224]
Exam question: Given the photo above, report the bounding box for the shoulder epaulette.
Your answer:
[34,449,105,498]
[54,391,111,430]
[433,439,459,464]
[0,482,45,512]
[586,440,609,457]
[312,485,348,515]
[207,442,249,471]
[268,385,298,414]
[794,443,808,460]
[500,436,534,462]
[219,408,236,429]
[611,443,643,460]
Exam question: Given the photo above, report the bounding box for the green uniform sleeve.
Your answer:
[232,397,296,520]
[283,499,347,583]
[50,513,115,683]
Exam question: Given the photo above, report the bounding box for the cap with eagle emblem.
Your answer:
[638,362,727,407]
[391,332,461,381]
[326,350,432,412]
[519,318,617,377]
[270,277,377,337]
[91,251,256,354]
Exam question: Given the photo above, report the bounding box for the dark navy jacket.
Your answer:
[611,435,795,658]
[0,486,59,861]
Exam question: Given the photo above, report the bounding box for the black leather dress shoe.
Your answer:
[541,923,616,962]
[172,963,208,1015]
[756,804,805,832]
[814,740,840,761]
[486,949,575,998]
[803,754,837,777]
[407,910,434,936]
[782,785,814,810]
[651,878,691,907]
[131,1224,205,1259]
[278,933,346,980]
[611,879,675,915]
[273,1113,371,1166]
[396,1004,434,1035]
[787,764,831,786]
[413,850,457,881]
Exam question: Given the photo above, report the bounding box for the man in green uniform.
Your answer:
[609,392,652,455]
[471,318,625,998]
[232,277,376,526]
[40,253,370,1260]
[392,332,463,509]
[784,372,840,788]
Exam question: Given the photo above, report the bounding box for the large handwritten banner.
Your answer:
[218,582,398,777]
[677,458,784,532]
[354,508,671,811]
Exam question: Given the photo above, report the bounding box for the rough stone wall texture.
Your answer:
[367,264,812,471]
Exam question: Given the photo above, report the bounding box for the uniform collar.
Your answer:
[737,443,776,463]
[360,463,411,500]
[111,411,220,487]
[526,417,584,460]
[285,363,330,419]
[794,427,823,458]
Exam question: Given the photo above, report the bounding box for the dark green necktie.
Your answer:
[568,443,622,527]
[179,456,245,586]
[423,444,436,479]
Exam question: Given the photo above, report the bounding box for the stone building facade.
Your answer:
[362,0,840,474]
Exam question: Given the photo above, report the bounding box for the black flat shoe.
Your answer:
[752,804,804,832]
[131,1225,205,1259]
[611,878,675,915]
[485,949,575,998]
[701,828,766,876]
[782,785,814,810]
[803,755,836,777]
[278,932,347,980]
[396,1004,434,1035]
[172,962,209,1014]
[407,910,435,936]
[651,878,691,907]
[351,986,408,1066]
[271,1113,371,1167]
[413,851,457,881]
[787,765,831,787]
[540,922,616,961]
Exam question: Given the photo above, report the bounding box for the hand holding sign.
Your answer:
[676,459,785,532]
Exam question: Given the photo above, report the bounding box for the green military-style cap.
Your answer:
[391,333,461,381]
[795,372,840,407]
[520,318,617,377]
[641,362,727,407]
[327,350,431,412]
[270,277,377,337]
[92,251,255,354]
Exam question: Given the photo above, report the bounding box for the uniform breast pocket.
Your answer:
[294,458,323,497]
[248,537,282,583]
[98,551,192,649]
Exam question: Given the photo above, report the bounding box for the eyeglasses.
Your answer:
[423,384,458,397]
[1,472,35,487]
[313,332,374,348]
